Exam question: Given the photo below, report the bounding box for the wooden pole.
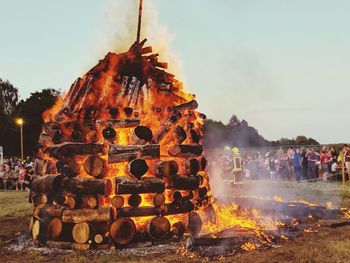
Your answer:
[136,0,143,43]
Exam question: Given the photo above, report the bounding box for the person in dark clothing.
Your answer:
[293,149,302,182]
[301,147,308,180]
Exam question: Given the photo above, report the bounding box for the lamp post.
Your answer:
[16,118,24,161]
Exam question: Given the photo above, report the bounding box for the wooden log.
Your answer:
[128,194,142,208]
[83,156,106,178]
[111,196,124,209]
[33,205,65,221]
[43,122,60,136]
[329,221,350,228]
[62,177,109,196]
[32,219,47,241]
[168,145,203,157]
[152,160,178,178]
[168,175,201,190]
[179,159,200,175]
[148,216,171,240]
[49,143,104,158]
[188,212,202,236]
[56,157,80,177]
[85,130,98,143]
[45,240,73,249]
[127,159,149,179]
[80,196,98,209]
[62,207,112,223]
[100,118,140,128]
[153,193,165,207]
[190,129,200,143]
[94,234,105,244]
[172,222,185,237]
[110,218,136,245]
[32,193,48,206]
[39,133,52,144]
[108,144,160,163]
[72,222,94,244]
[168,100,198,112]
[153,115,179,143]
[129,126,153,144]
[199,156,207,171]
[102,127,117,140]
[198,187,208,199]
[115,176,165,194]
[117,201,194,217]
[175,126,187,144]
[32,174,64,194]
[47,217,63,240]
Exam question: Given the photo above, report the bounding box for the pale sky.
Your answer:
[0,0,349,144]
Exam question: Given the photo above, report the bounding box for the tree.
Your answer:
[0,78,19,115]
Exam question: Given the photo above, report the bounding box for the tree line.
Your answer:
[0,78,319,157]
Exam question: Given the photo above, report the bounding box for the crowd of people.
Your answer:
[0,157,36,191]
[243,145,350,182]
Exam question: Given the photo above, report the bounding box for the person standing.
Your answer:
[293,148,302,182]
[342,145,350,181]
[320,146,330,181]
[301,147,308,180]
[307,148,318,180]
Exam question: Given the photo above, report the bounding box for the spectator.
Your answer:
[293,148,302,182]
[307,148,318,179]
[277,147,289,179]
[320,146,330,181]
[300,147,308,180]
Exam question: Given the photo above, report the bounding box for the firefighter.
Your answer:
[231,147,244,185]
[219,146,233,179]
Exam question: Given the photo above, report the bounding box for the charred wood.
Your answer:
[108,144,160,163]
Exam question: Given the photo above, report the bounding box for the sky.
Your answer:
[0,0,349,144]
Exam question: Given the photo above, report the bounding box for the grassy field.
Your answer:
[1,182,350,262]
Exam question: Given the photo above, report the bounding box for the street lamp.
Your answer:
[16,118,24,161]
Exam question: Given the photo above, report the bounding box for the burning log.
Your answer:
[83,156,106,178]
[80,196,98,209]
[199,156,207,171]
[113,176,165,194]
[49,143,104,158]
[111,196,124,209]
[151,160,178,178]
[171,191,193,204]
[72,222,95,244]
[62,207,112,223]
[188,212,202,236]
[168,100,198,112]
[178,159,200,175]
[171,222,186,238]
[129,125,153,144]
[102,127,117,140]
[168,145,203,157]
[153,114,179,143]
[198,187,208,199]
[56,158,80,177]
[108,144,160,163]
[168,175,201,190]
[117,201,194,217]
[153,193,165,207]
[85,130,98,143]
[127,159,149,179]
[148,216,171,240]
[175,126,187,144]
[61,193,78,209]
[110,218,136,245]
[101,118,140,128]
[128,194,142,208]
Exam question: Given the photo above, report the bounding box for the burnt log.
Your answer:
[153,193,165,207]
[127,159,149,179]
[175,126,187,144]
[128,194,142,208]
[148,216,171,240]
[83,156,106,178]
[62,207,112,223]
[168,145,203,157]
[110,218,136,245]
[151,160,178,178]
[102,127,117,140]
[80,195,98,209]
[43,122,60,136]
[190,129,200,143]
[168,100,198,112]
[108,144,160,163]
[168,175,201,190]
[33,205,65,221]
[49,143,104,158]
[172,222,186,238]
[199,156,207,171]
[114,176,165,194]
[129,126,153,144]
[85,130,98,143]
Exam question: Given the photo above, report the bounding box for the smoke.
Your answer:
[91,0,184,80]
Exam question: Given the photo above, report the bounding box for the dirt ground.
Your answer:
[1,181,350,263]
